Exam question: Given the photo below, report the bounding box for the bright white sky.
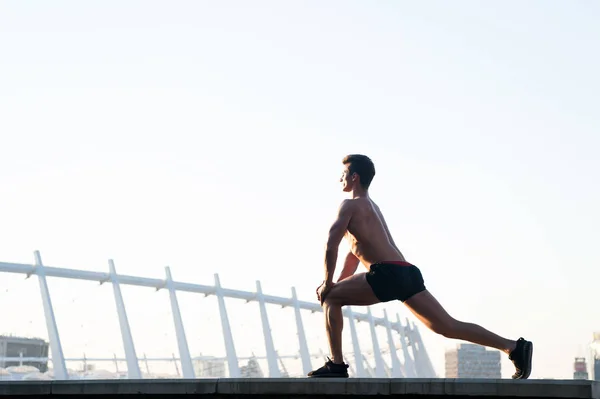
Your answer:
[1,0,599,380]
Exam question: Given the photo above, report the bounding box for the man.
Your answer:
[308,154,533,379]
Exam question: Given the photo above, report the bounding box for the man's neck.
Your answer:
[350,188,368,199]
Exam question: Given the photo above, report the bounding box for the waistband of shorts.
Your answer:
[376,260,413,267]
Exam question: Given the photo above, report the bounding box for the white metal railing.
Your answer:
[0,351,409,379]
[0,251,437,380]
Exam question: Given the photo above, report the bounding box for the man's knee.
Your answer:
[323,294,340,307]
[323,288,343,307]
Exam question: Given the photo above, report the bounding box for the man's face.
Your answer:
[340,165,355,192]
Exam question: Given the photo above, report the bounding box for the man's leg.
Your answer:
[323,273,380,363]
[404,290,514,352]
[308,273,380,378]
[403,290,533,379]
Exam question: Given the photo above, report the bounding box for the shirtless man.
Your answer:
[308,154,533,379]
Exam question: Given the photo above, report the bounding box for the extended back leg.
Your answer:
[403,290,533,379]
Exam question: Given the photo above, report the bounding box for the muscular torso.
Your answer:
[345,197,406,269]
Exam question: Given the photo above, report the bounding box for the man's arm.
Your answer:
[323,200,354,284]
[337,251,360,282]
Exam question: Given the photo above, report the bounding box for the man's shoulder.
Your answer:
[337,198,358,214]
[340,197,363,206]
[338,197,370,213]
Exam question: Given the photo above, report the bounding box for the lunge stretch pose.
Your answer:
[309,154,532,379]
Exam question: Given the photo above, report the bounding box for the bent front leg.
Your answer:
[323,273,380,363]
[323,300,344,364]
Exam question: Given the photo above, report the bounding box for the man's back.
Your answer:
[345,197,406,268]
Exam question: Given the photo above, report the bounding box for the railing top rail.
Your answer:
[0,261,409,331]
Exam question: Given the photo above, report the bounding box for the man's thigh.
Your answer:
[324,273,380,306]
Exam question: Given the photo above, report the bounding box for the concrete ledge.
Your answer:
[0,378,597,398]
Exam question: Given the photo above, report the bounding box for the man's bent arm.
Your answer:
[337,252,359,282]
[323,200,354,283]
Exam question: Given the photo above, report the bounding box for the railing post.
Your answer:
[108,259,141,379]
[383,309,403,377]
[345,306,366,377]
[256,280,280,377]
[367,308,386,377]
[411,321,437,378]
[214,274,240,377]
[33,250,68,380]
[291,287,312,375]
[165,266,194,378]
[396,314,416,378]
[406,320,424,377]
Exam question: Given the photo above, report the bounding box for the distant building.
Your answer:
[592,332,600,381]
[573,357,588,380]
[192,356,268,378]
[445,343,501,378]
[193,358,227,377]
[0,335,49,372]
[239,357,264,378]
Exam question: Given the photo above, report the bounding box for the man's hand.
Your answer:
[316,280,335,305]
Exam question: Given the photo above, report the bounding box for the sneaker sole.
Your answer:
[307,374,349,378]
[514,340,533,379]
[522,341,533,379]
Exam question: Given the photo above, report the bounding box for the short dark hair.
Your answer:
[342,154,375,189]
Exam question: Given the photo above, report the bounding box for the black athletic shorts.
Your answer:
[365,261,426,302]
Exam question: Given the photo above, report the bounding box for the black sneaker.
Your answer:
[307,357,349,378]
[509,337,533,379]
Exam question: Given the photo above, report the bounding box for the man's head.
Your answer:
[340,154,376,192]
